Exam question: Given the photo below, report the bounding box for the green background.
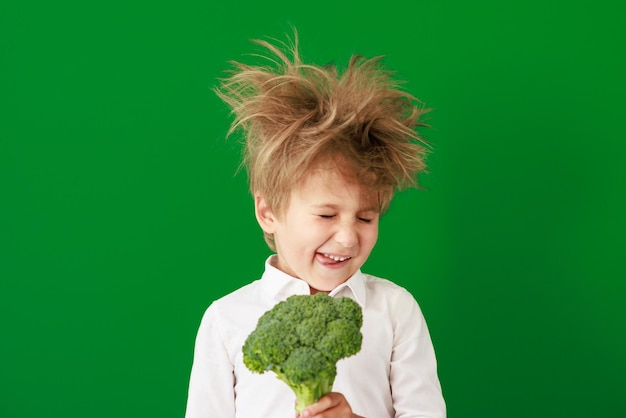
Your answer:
[1,0,624,417]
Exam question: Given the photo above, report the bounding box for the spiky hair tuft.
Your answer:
[215,31,431,219]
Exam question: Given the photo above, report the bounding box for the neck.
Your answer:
[309,286,329,295]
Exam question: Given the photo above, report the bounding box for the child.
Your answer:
[185,33,446,418]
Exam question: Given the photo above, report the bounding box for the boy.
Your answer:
[186,34,446,418]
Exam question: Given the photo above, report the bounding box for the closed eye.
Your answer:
[319,214,335,219]
[358,217,373,223]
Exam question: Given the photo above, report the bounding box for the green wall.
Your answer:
[1,1,624,417]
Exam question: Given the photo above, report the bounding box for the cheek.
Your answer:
[303,221,328,237]
[363,227,379,249]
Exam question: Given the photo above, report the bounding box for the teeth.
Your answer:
[323,253,350,262]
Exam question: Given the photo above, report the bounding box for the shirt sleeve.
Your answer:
[389,291,446,418]
[185,305,236,418]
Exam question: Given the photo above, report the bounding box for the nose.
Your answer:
[335,221,358,248]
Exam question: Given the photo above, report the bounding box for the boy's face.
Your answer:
[255,166,380,292]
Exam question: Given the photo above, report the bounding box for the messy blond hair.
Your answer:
[216,33,430,247]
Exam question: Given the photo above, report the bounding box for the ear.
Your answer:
[254,194,276,234]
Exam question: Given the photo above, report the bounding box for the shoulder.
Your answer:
[211,280,263,306]
[197,280,273,350]
[205,279,268,320]
[358,272,426,320]
[360,273,418,303]
[201,278,281,335]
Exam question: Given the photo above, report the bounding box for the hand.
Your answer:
[296,392,364,418]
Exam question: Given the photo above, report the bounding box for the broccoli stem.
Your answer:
[276,374,334,413]
[294,379,333,413]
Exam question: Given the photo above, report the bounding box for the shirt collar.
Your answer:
[328,271,367,308]
[260,255,367,308]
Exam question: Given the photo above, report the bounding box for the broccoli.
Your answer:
[242,292,363,413]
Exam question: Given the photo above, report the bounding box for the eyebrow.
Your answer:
[311,204,379,213]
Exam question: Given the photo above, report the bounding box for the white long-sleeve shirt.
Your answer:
[185,256,446,418]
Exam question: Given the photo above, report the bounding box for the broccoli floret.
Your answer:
[242,292,363,413]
